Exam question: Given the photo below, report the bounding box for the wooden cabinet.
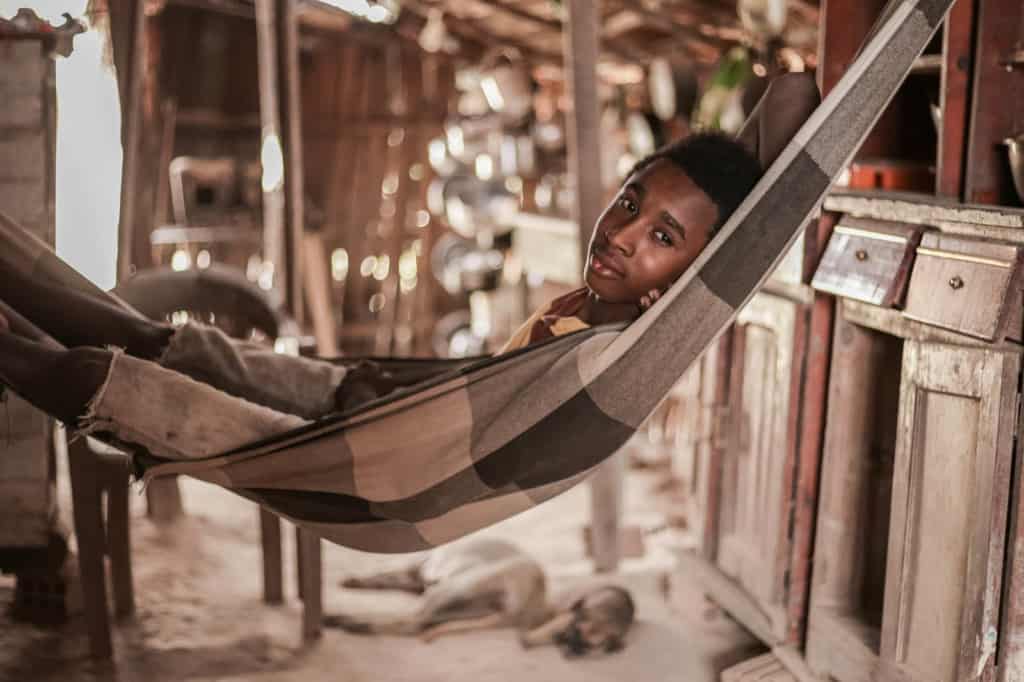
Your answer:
[878,342,1017,682]
[714,291,805,641]
[806,193,1024,682]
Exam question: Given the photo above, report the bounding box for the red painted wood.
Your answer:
[937,0,976,199]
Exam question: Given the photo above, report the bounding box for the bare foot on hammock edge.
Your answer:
[0,330,111,425]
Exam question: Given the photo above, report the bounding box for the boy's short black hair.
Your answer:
[628,132,762,235]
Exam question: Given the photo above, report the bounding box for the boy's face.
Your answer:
[585,159,719,304]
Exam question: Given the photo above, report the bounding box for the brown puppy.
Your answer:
[326,538,635,656]
[521,585,636,657]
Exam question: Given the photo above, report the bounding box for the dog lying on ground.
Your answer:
[324,538,635,657]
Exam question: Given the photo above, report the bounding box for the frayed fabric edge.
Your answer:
[66,346,150,492]
[69,345,124,446]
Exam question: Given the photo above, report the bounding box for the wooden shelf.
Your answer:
[825,189,1024,235]
[840,298,1022,351]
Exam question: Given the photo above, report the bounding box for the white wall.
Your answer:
[3,1,122,290]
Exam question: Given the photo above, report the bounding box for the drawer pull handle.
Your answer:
[949,275,964,290]
[855,249,869,261]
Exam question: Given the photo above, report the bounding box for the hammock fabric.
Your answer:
[4,0,954,553]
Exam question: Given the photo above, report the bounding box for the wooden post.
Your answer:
[115,0,147,280]
[562,0,620,572]
[936,0,975,199]
[255,0,287,294]
[277,0,304,320]
[562,0,603,267]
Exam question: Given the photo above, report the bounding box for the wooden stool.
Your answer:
[67,435,322,659]
[67,437,134,660]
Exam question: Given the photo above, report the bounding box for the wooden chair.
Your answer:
[70,265,323,659]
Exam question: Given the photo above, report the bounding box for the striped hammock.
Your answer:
[8,0,954,553]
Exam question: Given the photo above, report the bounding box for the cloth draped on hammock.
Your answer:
[3,0,954,553]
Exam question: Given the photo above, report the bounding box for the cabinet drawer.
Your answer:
[811,217,922,306]
[903,233,1022,340]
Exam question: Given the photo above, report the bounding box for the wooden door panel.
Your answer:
[899,391,977,678]
[717,293,797,618]
[879,342,1018,682]
[695,335,727,559]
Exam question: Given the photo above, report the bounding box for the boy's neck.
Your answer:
[577,289,640,326]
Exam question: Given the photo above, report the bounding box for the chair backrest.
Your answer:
[111,264,296,342]
[168,157,239,226]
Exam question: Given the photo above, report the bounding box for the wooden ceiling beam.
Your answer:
[402,0,646,69]
[455,0,646,63]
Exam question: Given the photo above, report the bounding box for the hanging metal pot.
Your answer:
[479,47,534,125]
[648,57,699,122]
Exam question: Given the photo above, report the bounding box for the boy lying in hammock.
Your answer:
[0,72,818,462]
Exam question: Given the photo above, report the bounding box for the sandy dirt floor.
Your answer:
[1,440,762,682]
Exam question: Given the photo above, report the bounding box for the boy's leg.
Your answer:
[737,71,821,170]
[0,267,383,418]
[0,326,310,460]
[0,217,396,417]
[0,267,172,359]
[0,298,64,350]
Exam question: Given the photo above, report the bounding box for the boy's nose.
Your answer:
[606,222,637,255]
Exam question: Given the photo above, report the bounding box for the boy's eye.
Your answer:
[653,229,673,246]
[618,197,638,214]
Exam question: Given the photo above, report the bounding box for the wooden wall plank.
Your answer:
[563,0,621,572]
[278,0,304,319]
[255,0,287,294]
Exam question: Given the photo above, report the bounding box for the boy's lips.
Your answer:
[589,247,625,278]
